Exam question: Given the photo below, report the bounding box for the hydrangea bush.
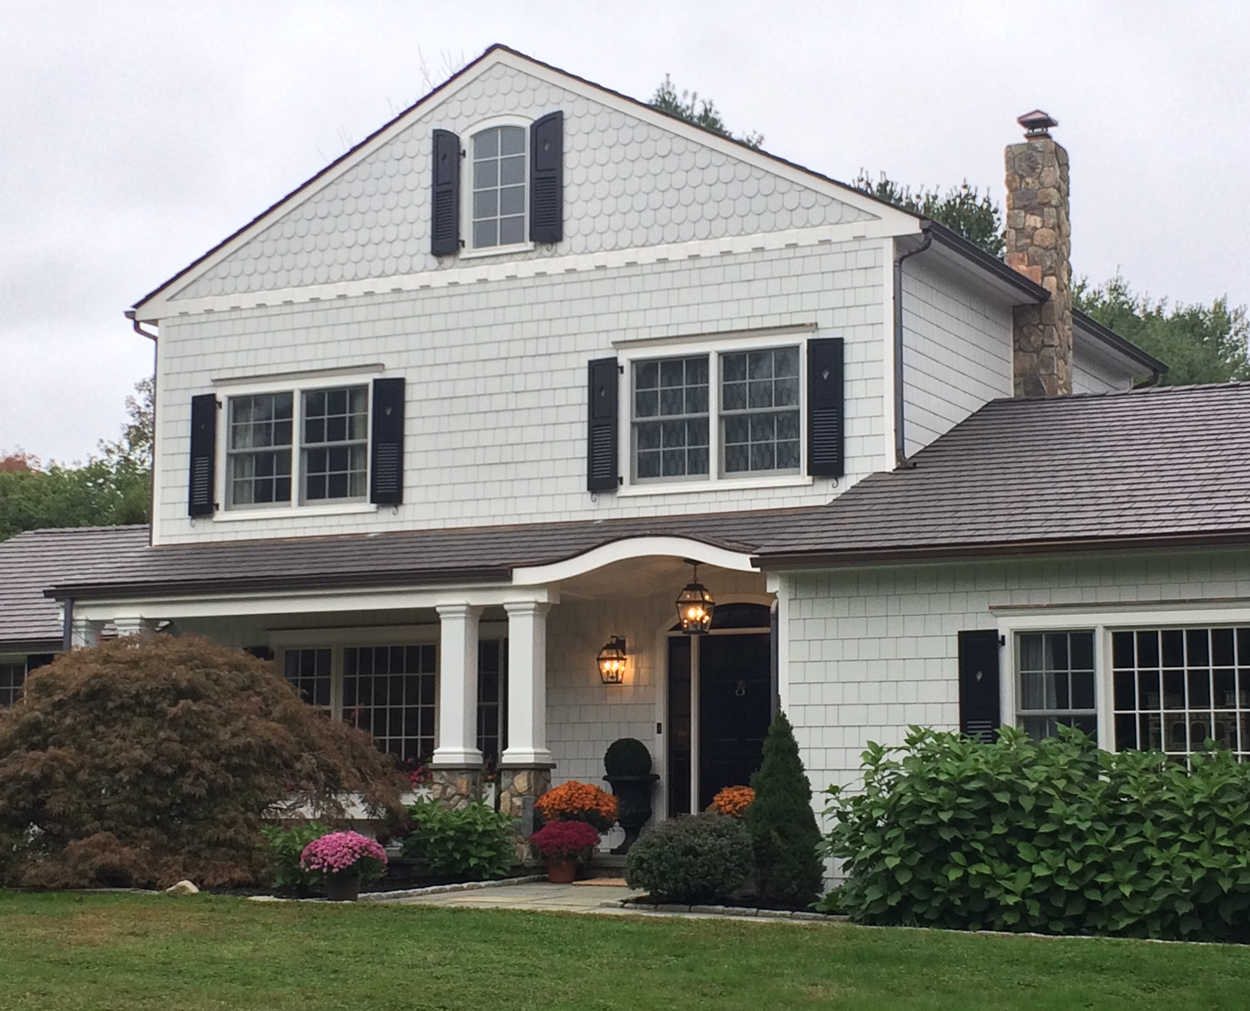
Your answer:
[299,831,388,883]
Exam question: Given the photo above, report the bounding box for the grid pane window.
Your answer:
[1112,627,1250,758]
[0,663,24,708]
[633,356,709,480]
[477,639,507,765]
[302,386,368,501]
[1017,631,1097,741]
[472,126,526,248]
[283,648,331,709]
[343,645,437,763]
[721,347,800,473]
[228,393,293,506]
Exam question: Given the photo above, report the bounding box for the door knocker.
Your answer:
[735,679,747,697]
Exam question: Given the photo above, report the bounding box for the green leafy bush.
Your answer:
[260,823,330,893]
[401,800,514,880]
[745,711,824,906]
[823,726,1250,941]
[625,812,753,903]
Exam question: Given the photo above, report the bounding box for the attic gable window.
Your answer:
[471,126,526,248]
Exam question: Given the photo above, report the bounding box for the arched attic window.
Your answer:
[470,125,527,248]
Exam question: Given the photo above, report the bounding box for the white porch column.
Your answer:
[430,603,484,768]
[501,600,553,767]
[70,617,103,649]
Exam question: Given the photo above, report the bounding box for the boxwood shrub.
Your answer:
[626,812,753,903]
[822,726,1250,941]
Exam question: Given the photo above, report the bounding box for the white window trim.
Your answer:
[616,330,810,493]
[214,369,382,520]
[995,602,1250,753]
[459,114,535,260]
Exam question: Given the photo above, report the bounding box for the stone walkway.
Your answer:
[379,880,838,922]
[385,880,643,914]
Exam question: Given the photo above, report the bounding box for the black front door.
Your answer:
[698,633,771,810]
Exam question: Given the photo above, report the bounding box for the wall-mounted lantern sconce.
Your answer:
[676,559,715,635]
[597,636,628,684]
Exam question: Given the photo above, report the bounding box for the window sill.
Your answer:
[458,241,535,261]
[617,474,814,498]
[214,502,379,522]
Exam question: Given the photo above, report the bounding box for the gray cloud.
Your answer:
[2,0,1245,461]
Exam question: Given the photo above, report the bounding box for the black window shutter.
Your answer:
[958,630,1001,743]
[530,112,563,244]
[587,357,618,492]
[370,377,405,505]
[431,129,461,256]
[188,393,218,517]
[25,654,55,672]
[245,646,274,662]
[807,337,844,478]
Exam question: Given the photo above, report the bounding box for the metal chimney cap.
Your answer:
[1017,110,1058,138]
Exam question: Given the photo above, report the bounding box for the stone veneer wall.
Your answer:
[1005,133,1072,397]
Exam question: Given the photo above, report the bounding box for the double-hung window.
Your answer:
[0,662,25,708]
[630,344,802,484]
[1016,631,1097,740]
[471,126,526,249]
[225,385,369,510]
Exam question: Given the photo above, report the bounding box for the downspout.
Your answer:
[125,310,158,543]
[62,596,74,652]
[893,226,933,468]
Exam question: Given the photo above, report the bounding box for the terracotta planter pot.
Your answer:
[325,874,362,902]
[546,857,577,883]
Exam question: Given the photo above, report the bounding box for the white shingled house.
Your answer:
[10,45,1249,833]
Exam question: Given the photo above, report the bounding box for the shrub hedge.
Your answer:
[822,726,1250,941]
[625,812,753,903]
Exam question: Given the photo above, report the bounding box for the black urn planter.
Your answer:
[603,773,659,854]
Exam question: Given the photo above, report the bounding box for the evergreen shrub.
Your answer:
[625,812,753,903]
[745,712,824,906]
[401,799,515,880]
[823,726,1250,941]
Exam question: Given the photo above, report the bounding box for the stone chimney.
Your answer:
[1005,110,1072,397]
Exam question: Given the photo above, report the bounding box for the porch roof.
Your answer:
[36,511,790,601]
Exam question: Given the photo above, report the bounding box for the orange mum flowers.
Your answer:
[535,780,619,832]
[708,785,755,818]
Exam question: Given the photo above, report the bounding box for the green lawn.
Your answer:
[2,892,1250,1010]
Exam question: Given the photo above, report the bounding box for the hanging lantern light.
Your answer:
[676,559,715,635]
[597,636,628,684]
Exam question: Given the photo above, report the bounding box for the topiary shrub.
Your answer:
[401,799,515,880]
[0,634,407,889]
[745,711,824,906]
[625,812,753,903]
[604,738,652,777]
[823,726,1250,941]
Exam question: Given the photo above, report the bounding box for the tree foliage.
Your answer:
[0,378,153,541]
[852,171,1005,257]
[650,75,763,149]
[0,635,407,889]
[744,711,824,906]
[1075,275,1250,386]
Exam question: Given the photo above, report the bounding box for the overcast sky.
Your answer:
[3,0,1246,464]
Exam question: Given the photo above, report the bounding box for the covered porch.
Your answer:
[60,535,780,833]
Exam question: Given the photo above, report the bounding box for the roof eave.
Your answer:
[1073,308,1168,376]
[753,529,1250,570]
[45,565,515,602]
[921,221,1050,304]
